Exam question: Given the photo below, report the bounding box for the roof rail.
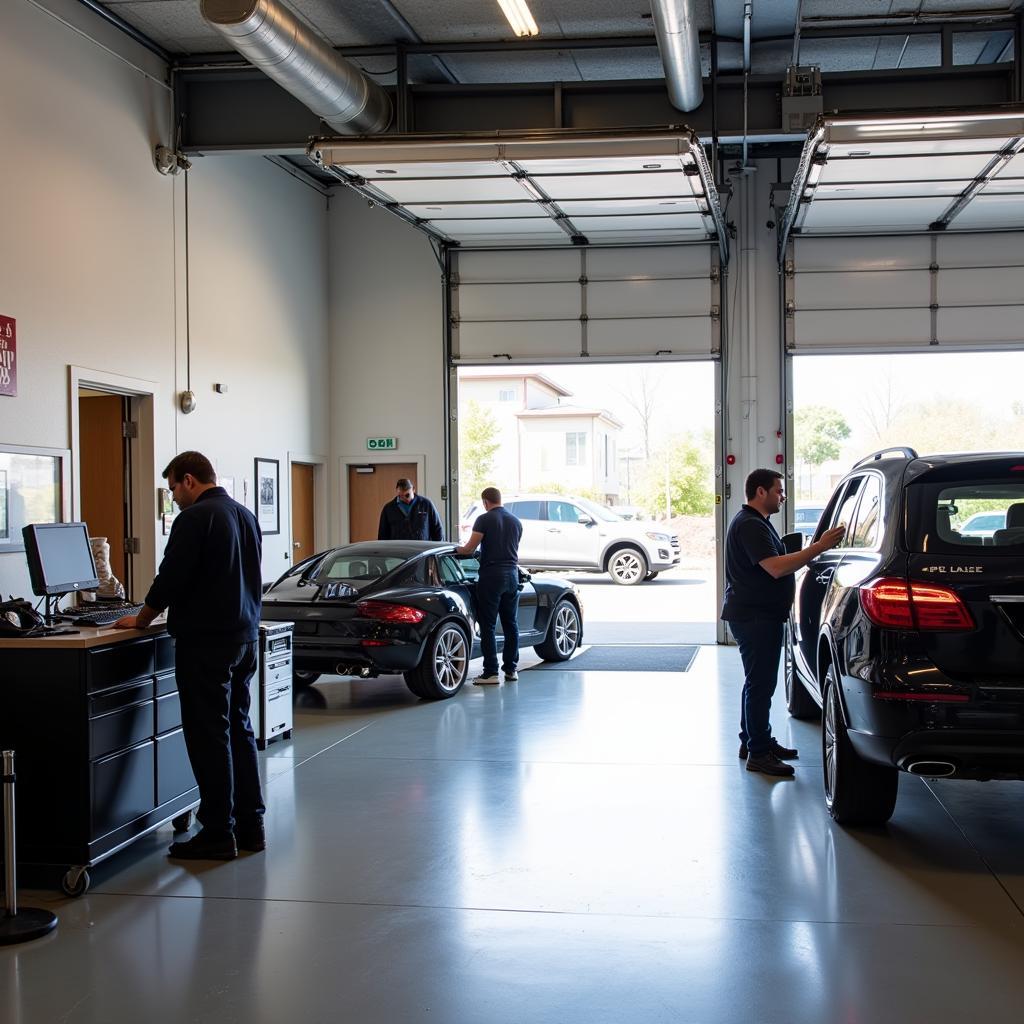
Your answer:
[852,446,919,469]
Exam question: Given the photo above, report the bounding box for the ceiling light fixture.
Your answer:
[497,0,539,37]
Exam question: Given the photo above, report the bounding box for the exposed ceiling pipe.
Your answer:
[200,0,392,135]
[742,1,752,168]
[649,0,704,112]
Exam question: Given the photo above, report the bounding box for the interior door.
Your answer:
[78,393,127,586]
[290,462,315,562]
[347,462,417,542]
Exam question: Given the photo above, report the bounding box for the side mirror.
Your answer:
[781,531,804,554]
[577,515,595,526]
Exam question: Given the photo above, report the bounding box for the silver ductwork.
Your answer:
[649,0,704,112]
[200,0,392,135]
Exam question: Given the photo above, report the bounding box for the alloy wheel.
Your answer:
[432,625,468,693]
[824,682,838,803]
[609,549,644,584]
[553,603,580,657]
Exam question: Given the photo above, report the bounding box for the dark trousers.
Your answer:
[175,638,265,838]
[477,568,520,676]
[729,617,785,758]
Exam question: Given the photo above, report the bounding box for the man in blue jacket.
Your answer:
[378,478,444,541]
[115,451,264,860]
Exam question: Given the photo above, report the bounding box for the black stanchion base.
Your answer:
[0,908,58,945]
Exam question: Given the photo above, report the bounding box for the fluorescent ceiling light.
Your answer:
[497,0,539,37]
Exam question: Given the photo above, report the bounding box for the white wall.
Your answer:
[0,0,329,597]
[327,188,445,543]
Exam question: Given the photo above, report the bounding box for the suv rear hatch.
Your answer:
[904,456,1024,682]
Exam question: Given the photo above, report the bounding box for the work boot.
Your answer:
[168,830,238,860]
[745,752,796,778]
[235,818,266,853]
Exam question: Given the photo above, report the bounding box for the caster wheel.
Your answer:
[61,867,91,897]
[171,811,193,833]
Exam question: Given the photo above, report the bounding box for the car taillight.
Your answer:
[356,600,426,624]
[859,577,974,631]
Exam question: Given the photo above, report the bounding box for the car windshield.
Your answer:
[318,553,407,581]
[914,482,1024,551]
[575,498,624,523]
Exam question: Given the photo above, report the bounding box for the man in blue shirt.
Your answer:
[456,487,523,685]
[115,451,264,859]
[722,469,845,777]
[378,478,444,542]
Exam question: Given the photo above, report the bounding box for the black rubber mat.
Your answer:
[527,644,700,673]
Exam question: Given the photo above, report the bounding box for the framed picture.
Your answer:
[0,444,70,552]
[158,487,173,516]
[254,457,280,535]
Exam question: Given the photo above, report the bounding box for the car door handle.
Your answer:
[547,528,560,533]
[814,567,835,585]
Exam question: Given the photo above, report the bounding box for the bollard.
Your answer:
[0,750,58,944]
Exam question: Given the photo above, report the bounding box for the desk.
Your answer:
[0,626,198,895]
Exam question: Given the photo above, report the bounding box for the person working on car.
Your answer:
[378,478,444,542]
[456,486,523,685]
[722,468,846,777]
[114,451,265,860]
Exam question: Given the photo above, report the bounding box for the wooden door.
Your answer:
[348,462,417,542]
[290,462,316,562]
[79,394,126,584]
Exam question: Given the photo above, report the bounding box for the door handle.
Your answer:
[814,567,835,585]
[546,528,560,533]
[294,542,302,549]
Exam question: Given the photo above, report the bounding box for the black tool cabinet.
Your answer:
[0,627,198,895]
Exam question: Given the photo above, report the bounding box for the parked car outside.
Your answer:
[460,493,680,584]
[960,510,1007,538]
[262,541,583,699]
[784,447,1024,825]
[793,504,826,540]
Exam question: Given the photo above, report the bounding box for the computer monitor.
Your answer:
[22,523,100,597]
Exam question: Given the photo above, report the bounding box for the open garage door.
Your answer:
[779,109,1024,353]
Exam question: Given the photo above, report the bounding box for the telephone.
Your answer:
[0,597,48,636]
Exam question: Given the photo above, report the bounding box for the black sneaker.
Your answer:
[745,752,796,777]
[235,818,266,853]
[739,739,799,760]
[168,831,238,860]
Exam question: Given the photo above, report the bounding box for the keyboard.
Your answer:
[60,603,145,627]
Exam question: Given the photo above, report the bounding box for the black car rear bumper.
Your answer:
[292,637,425,676]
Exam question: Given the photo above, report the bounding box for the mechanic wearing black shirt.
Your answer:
[114,451,264,859]
[456,486,523,685]
[378,478,444,542]
[722,469,845,777]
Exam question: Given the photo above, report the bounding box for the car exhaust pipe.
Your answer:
[335,663,371,678]
[906,760,956,777]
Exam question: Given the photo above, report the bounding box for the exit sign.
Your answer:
[367,436,398,451]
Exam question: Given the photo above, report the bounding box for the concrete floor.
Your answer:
[3,646,1024,1023]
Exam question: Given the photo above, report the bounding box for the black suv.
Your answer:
[785,447,1024,825]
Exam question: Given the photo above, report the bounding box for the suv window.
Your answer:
[548,500,584,524]
[925,483,1024,551]
[827,477,864,545]
[506,500,542,520]
[851,475,882,549]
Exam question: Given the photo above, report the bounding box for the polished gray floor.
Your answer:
[4,647,1024,1023]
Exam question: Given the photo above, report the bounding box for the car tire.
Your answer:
[822,665,898,826]
[293,669,321,688]
[607,546,647,585]
[534,600,581,661]
[403,622,469,700]
[784,623,819,720]
[644,571,659,581]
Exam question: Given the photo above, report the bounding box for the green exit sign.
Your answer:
[367,436,398,451]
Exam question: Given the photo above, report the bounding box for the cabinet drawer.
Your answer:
[90,680,153,718]
[155,634,175,672]
[87,640,155,692]
[156,729,197,806]
[92,740,155,838]
[90,698,155,759]
[156,692,182,734]
[155,670,177,696]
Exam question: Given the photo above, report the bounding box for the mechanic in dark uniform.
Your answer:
[378,477,444,541]
[722,468,845,777]
[456,486,523,685]
[114,451,264,859]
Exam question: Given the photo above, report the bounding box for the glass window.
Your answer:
[548,500,584,524]
[506,500,542,520]
[0,444,69,553]
[828,477,864,546]
[566,432,587,466]
[851,475,882,549]
[321,553,406,582]
[927,482,1024,551]
[438,555,466,584]
[499,388,517,402]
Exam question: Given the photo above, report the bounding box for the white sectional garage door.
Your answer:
[785,231,1024,352]
[451,243,721,363]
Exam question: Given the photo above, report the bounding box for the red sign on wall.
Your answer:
[0,316,16,397]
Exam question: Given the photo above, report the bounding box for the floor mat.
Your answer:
[527,644,700,673]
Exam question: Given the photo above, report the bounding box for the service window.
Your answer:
[850,475,883,549]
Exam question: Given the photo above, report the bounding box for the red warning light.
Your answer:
[776,454,784,465]
[726,454,736,465]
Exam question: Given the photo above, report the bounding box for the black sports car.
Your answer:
[261,541,584,700]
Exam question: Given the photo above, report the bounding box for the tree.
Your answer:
[795,405,851,468]
[637,433,713,518]
[616,369,660,459]
[458,400,500,512]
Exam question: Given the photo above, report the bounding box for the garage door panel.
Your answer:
[935,233,1024,266]
[587,278,709,318]
[793,269,930,310]
[586,245,711,279]
[800,196,952,232]
[792,309,932,349]
[792,236,930,273]
[456,321,582,360]
[937,308,1023,345]
[457,250,580,284]
[587,317,711,358]
[938,266,1024,306]
[459,282,579,320]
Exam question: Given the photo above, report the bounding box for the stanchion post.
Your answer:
[1,750,58,945]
